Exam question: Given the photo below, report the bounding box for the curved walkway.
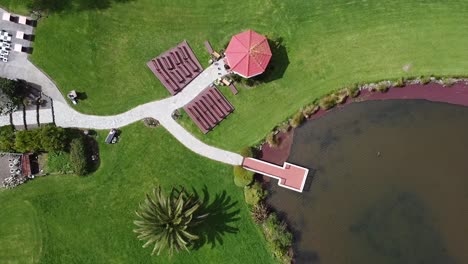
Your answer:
[0,48,243,165]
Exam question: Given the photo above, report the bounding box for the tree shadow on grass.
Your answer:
[27,0,134,13]
[191,186,240,250]
[231,36,290,87]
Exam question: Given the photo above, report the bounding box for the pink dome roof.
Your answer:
[225,30,272,78]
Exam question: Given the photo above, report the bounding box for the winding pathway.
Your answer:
[0,31,243,165]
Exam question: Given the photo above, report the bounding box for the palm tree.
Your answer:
[133,187,208,256]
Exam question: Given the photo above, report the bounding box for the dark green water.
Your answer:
[267,100,468,264]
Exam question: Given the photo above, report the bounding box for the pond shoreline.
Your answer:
[259,81,468,166]
[262,94,468,263]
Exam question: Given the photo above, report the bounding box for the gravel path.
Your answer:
[49,63,243,165]
[0,48,242,165]
[0,9,242,165]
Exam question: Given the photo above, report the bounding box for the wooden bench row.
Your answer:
[147,40,203,95]
[184,86,234,133]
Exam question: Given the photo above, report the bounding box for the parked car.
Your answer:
[105,129,118,144]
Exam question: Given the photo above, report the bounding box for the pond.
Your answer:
[267,100,468,264]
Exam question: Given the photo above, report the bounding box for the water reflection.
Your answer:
[267,100,468,264]
[351,192,455,264]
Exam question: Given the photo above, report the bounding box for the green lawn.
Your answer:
[3,0,468,150]
[0,124,276,264]
[0,200,42,264]
[1,0,468,263]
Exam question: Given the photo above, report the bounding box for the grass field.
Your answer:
[0,124,276,264]
[1,0,468,263]
[3,1,468,150]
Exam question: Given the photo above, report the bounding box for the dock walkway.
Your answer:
[242,158,309,192]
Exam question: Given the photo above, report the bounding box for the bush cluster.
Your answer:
[375,82,390,92]
[346,84,360,97]
[266,132,279,147]
[394,77,405,87]
[290,111,304,128]
[262,213,293,264]
[4,125,68,153]
[336,90,348,104]
[420,76,431,85]
[143,117,159,128]
[0,125,91,176]
[233,165,254,187]
[319,95,337,110]
[251,202,269,224]
[244,182,267,205]
[0,125,15,151]
[277,122,290,133]
[0,78,26,115]
[70,137,89,176]
[441,77,456,87]
[302,104,319,118]
[239,146,253,158]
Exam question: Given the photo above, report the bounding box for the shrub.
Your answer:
[347,84,360,98]
[420,76,431,85]
[0,78,25,105]
[290,111,304,128]
[393,77,405,87]
[277,122,290,133]
[233,165,254,187]
[239,146,253,158]
[15,130,41,152]
[0,91,17,115]
[375,82,390,92]
[14,125,67,153]
[302,104,319,118]
[251,202,269,224]
[263,213,293,264]
[0,125,15,152]
[143,117,159,128]
[244,182,267,205]
[38,125,67,152]
[70,137,89,176]
[266,132,279,147]
[335,90,348,104]
[319,95,337,110]
[441,77,455,87]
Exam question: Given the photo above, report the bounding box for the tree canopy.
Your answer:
[0,78,25,115]
[134,187,208,256]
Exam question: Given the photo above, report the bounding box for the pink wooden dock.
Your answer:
[242,158,309,192]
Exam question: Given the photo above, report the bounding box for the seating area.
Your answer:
[0,30,12,62]
[204,40,222,62]
[184,85,234,133]
[147,40,203,95]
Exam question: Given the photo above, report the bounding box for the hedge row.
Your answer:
[0,124,67,153]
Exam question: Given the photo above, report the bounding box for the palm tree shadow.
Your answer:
[192,186,240,250]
